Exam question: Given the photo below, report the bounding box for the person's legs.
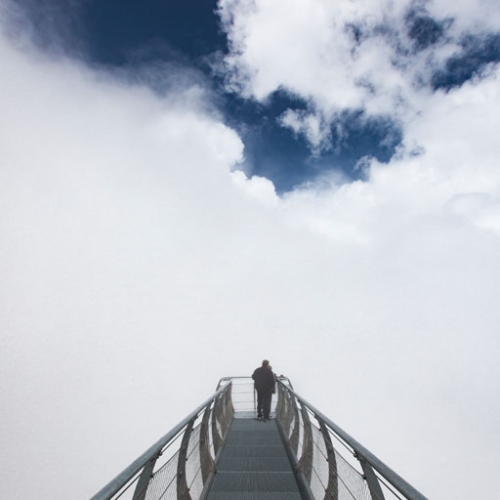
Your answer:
[263,390,272,420]
[256,390,264,419]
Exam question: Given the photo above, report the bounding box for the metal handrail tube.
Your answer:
[216,375,294,390]
[278,382,428,500]
[90,384,230,500]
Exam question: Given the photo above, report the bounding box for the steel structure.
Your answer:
[90,377,428,500]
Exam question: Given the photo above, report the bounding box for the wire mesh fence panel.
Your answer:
[139,390,233,500]
[185,425,203,500]
[333,448,369,500]
[309,424,330,499]
[324,431,405,500]
[326,431,362,472]
[142,450,179,500]
[228,379,255,414]
[275,385,405,500]
[227,377,282,417]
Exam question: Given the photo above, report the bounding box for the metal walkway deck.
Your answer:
[206,417,303,500]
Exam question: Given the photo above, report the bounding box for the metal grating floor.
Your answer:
[206,419,303,500]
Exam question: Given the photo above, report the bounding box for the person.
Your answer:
[252,359,276,422]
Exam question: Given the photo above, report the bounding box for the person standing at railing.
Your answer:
[252,359,276,422]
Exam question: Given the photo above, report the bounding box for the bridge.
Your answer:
[90,377,428,500]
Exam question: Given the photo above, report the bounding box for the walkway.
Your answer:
[206,417,303,499]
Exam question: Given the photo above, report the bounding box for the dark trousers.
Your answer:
[256,389,273,419]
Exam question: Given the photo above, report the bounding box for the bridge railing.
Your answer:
[276,381,428,500]
[216,376,279,417]
[90,382,234,500]
[91,376,427,500]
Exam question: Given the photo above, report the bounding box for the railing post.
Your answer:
[278,382,428,500]
[199,405,215,484]
[277,384,292,437]
[91,385,229,500]
[276,381,283,416]
[297,403,314,483]
[211,394,223,456]
[222,383,234,426]
[317,419,338,500]
[357,455,385,500]
[177,418,196,500]
[132,454,159,500]
[288,395,301,456]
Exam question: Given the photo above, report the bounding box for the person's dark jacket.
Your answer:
[252,366,275,392]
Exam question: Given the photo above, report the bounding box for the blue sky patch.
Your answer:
[10,0,494,193]
[225,96,402,193]
[406,13,447,51]
[432,32,500,89]
[81,0,226,65]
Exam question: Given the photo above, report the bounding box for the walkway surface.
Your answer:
[206,417,303,500]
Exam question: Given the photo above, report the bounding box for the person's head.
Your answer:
[262,359,270,367]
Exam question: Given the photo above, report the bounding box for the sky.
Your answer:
[1,0,500,499]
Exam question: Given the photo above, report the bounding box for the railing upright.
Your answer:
[90,383,231,500]
[318,419,339,500]
[277,381,428,500]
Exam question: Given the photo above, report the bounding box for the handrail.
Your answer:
[90,383,231,500]
[217,375,294,390]
[278,381,428,500]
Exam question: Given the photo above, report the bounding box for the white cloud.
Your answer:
[278,68,500,246]
[1,5,500,500]
[279,108,331,152]
[218,0,410,106]
[429,0,500,32]
[218,0,500,150]
[231,170,279,206]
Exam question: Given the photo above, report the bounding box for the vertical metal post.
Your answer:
[177,419,195,500]
[277,385,291,436]
[132,454,159,500]
[276,382,283,417]
[288,395,301,456]
[91,385,229,500]
[358,456,386,500]
[199,405,215,484]
[317,420,338,500]
[279,383,429,500]
[297,403,314,483]
[223,383,234,429]
[211,393,223,456]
